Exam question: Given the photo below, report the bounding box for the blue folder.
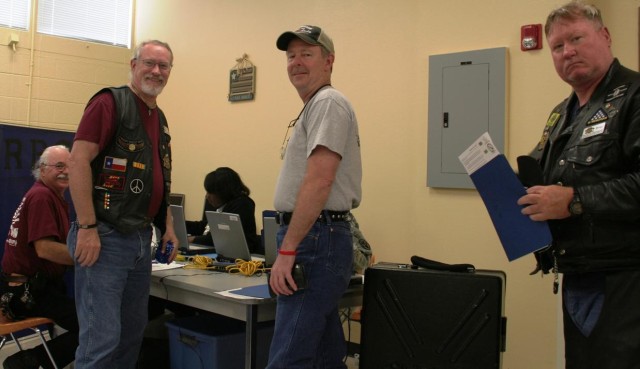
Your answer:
[469,154,552,261]
[228,284,272,299]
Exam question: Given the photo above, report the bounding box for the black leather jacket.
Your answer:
[532,60,640,273]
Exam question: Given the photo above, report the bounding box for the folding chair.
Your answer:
[0,316,59,369]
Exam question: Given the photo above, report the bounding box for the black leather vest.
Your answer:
[91,86,172,234]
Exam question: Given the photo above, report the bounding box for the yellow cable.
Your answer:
[182,256,269,276]
[183,255,214,270]
[227,259,269,276]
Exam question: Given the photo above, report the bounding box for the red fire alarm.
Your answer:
[521,24,542,51]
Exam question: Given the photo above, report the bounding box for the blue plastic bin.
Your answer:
[166,314,274,369]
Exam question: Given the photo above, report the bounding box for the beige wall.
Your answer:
[0,29,130,130]
[2,0,639,368]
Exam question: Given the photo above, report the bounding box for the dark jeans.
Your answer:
[266,220,353,369]
[563,269,640,369]
[4,278,79,369]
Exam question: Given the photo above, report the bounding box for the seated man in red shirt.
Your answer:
[1,145,79,369]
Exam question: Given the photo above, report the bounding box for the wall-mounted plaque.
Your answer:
[228,54,256,102]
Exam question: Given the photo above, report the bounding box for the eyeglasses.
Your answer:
[138,58,172,72]
[280,118,299,160]
[42,162,67,171]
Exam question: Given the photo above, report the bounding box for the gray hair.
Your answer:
[32,145,69,180]
[131,39,174,65]
[545,0,604,37]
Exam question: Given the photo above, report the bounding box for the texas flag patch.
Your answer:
[104,156,127,172]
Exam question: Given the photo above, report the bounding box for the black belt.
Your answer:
[276,211,350,225]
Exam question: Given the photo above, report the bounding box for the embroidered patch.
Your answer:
[537,130,550,151]
[130,179,144,194]
[132,162,146,170]
[587,108,608,125]
[546,112,561,127]
[605,84,629,102]
[537,113,560,151]
[103,157,127,172]
[582,122,606,139]
[98,174,125,191]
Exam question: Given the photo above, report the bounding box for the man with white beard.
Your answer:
[67,40,178,369]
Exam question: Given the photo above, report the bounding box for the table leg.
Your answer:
[245,304,258,369]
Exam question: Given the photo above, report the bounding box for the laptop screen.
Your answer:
[170,205,189,249]
[169,193,185,207]
[170,205,215,254]
[262,211,278,267]
[205,211,252,262]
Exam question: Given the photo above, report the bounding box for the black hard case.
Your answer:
[359,262,507,369]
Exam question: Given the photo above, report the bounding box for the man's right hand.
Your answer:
[75,228,101,267]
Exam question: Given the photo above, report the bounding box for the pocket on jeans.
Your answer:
[96,221,117,237]
[326,224,352,276]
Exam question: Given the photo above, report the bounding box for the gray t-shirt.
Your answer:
[274,87,362,212]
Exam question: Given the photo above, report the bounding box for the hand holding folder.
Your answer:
[458,133,552,261]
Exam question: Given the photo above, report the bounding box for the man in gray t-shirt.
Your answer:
[267,25,362,369]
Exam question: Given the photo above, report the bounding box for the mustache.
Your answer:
[145,74,164,83]
[56,174,69,180]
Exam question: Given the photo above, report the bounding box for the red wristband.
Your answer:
[278,249,297,256]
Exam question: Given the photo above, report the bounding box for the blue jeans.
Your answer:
[67,221,152,369]
[266,220,353,369]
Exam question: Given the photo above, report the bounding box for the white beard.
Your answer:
[140,78,165,97]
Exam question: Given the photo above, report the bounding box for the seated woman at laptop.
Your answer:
[186,167,263,254]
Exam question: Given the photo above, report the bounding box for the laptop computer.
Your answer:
[170,205,216,255]
[169,193,185,207]
[205,211,263,263]
[262,210,278,267]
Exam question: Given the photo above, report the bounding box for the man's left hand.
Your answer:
[269,254,297,296]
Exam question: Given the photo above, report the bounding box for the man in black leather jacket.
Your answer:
[517,2,640,368]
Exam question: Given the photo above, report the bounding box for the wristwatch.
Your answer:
[568,189,583,216]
